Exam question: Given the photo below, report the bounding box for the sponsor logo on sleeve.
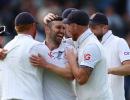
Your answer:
[84,53,91,60]
[124,52,130,55]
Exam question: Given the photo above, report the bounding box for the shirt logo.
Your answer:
[48,51,64,59]
[48,52,53,58]
[84,53,91,60]
[124,52,130,55]
[57,51,63,59]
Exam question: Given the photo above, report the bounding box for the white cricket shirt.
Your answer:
[0,34,44,100]
[75,29,113,100]
[101,30,130,100]
[32,41,76,100]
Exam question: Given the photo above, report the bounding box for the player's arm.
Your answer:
[108,60,130,76]
[108,39,130,76]
[30,54,74,80]
[0,48,7,60]
[66,44,101,85]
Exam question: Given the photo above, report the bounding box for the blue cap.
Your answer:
[63,10,89,26]
[62,8,79,19]
[89,13,108,25]
[15,12,36,26]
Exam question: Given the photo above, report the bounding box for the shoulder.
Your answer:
[31,42,46,51]
[61,40,74,49]
[80,43,101,58]
[114,36,128,46]
[113,35,125,42]
[62,38,74,47]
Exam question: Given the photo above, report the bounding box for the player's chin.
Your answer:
[56,37,63,44]
[57,36,63,41]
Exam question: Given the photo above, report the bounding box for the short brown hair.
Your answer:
[15,23,33,33]
[47,16,62,27]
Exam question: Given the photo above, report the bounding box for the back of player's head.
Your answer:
[89,12,108,25]
[63,10,89,26]
[15,12,36,32]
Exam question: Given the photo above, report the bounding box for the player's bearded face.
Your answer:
[94,25,104,41]
[50,21,65,44]
[66,24,78,41]
[65,24,72,38]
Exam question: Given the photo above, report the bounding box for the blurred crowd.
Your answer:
[0,0,130,43]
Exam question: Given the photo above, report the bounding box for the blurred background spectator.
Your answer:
[0,0,130,40]
[0,0,130,99]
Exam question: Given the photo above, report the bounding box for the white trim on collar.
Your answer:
[101,30,112,44]
[77,28,92,46]
[16,33,33,38]
[43,40,64,52]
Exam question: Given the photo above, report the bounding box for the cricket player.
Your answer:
[0,12,44,100]
[89,12,130,100]
[63,10,113,100]
[30,15,76,100]
[43,8,79,46]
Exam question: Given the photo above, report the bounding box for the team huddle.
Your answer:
[0,8,130,100]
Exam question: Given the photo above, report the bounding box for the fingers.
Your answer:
[46,13,58,19]
[65,48,73,55]
[29,55,40,66]
[0,54,6,60]
[30,55,39,62]
[38,53,42,57]
[0,49,7,60]
[43,13,58,24]
[3,49,8,53]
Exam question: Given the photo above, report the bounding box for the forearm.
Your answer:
[108,65,130,76]
[45,63,74,80]
[69,60,79,79]
[69,61,92,85]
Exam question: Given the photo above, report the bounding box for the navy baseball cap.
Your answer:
[89,13,108,25]
[15,12,36,26]
[63,10,89,26]
[62,8,78,19]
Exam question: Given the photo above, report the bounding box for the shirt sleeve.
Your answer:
[79,43,102,68]
[118,38,130,62]
[29,43,45,57]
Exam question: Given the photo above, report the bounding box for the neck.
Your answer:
[45,38,60,51]
[18,30,35,39]
[77,26,88,40]
[97,35,103,41]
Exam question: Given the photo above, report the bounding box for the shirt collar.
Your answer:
[16,33,33,39]
[76,28,92,46]
[101,30,112,44]
[43,41,64,52]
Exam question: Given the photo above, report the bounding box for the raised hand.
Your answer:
[43,13,58,24]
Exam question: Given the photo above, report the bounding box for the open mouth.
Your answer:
[56,33,64,40]
[57,36,63,40]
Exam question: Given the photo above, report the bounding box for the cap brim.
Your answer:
[63,18,72,24]
[89,19,108,25]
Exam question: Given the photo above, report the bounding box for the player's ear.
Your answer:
[103,25,108,31]
[44,25,51,33]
